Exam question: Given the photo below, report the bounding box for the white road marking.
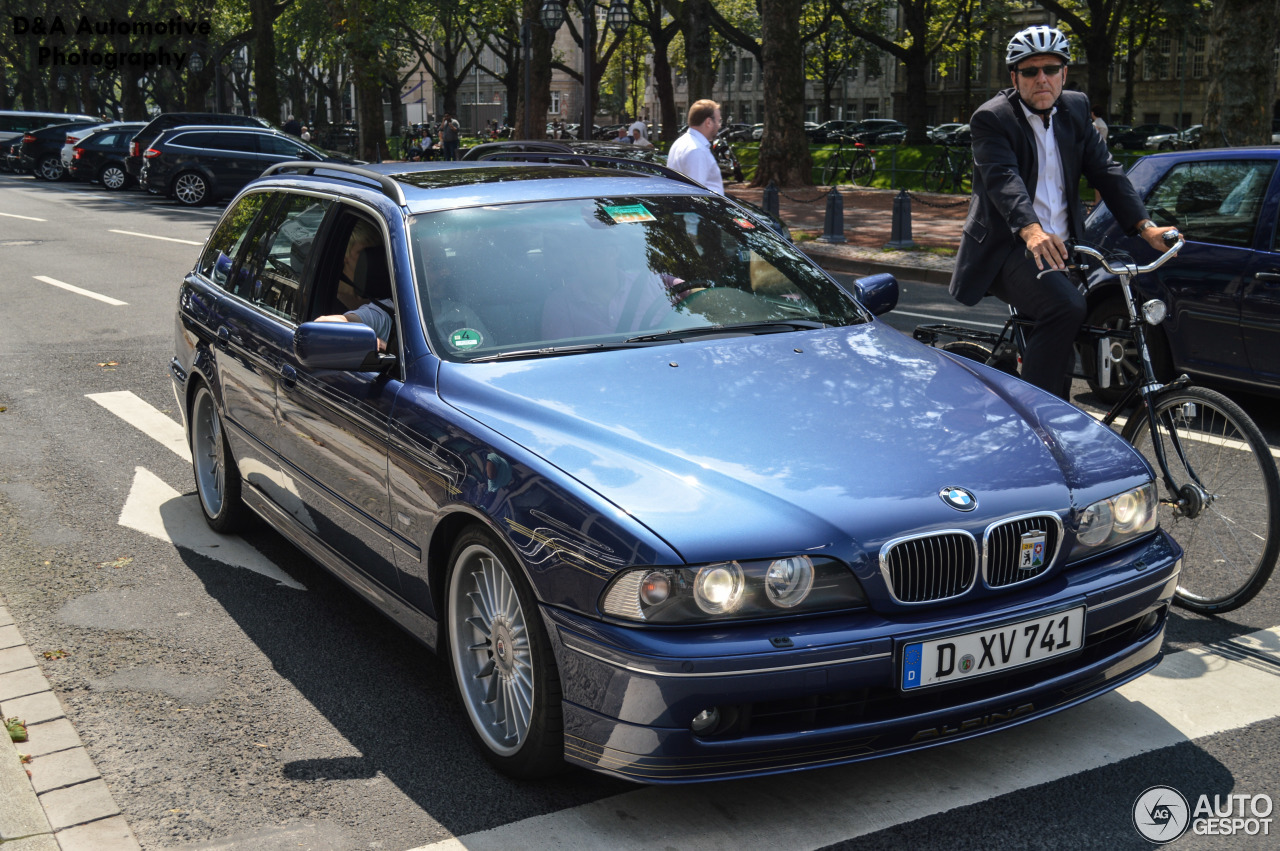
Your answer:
[0,211,47,221]
[87,391,190,462]
[108,228,204,245]
[33,275,127,306]
[414,627,1280,851]
[119,467,305,590]
[893,308,1005,329]
[1091,412,1280,459]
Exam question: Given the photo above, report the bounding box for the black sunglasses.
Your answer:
[1017,64,1064,79]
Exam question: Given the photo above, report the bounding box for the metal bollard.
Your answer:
[763,181,780,219]
[884,189,916,249]
[819,187,846,243]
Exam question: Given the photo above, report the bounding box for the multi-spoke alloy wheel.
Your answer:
[174,172,209,206]
[189,384,246,532]
[446,527,563,777]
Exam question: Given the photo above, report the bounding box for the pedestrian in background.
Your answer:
[666,99,724,194]
[283,114,302,136]
[440,114,460,161]
[300,125,312,143]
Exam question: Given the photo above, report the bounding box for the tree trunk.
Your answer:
[754,0,811,187]
[653,43,678,143]
[1203,0,1280,146]
[250,0,280,121]
[356,73,387,161]
[515,0,553,138]
[679,0,716,101]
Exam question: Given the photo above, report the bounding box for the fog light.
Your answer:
[1142,299,1168,325]
[694,562,744,614]
[691,707,720,734]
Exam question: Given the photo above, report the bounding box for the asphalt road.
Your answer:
[2,171,1279,851]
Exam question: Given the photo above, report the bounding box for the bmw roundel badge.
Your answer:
[939,486,977,511]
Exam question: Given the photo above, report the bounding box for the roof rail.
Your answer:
[261,161,407,207]
[475,151,705,191]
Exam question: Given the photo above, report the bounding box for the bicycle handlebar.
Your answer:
[1071,234,1184,278]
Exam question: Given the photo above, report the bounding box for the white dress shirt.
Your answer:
[1018,101,1069,239]
[665,128,724,194]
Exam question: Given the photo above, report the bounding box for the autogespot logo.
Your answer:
[939,486,977,512]
[1134,786,1191,843]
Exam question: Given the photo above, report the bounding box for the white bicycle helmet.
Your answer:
[1006,25,1071,69]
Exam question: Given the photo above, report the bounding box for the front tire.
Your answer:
[446,526,565,778]
[173,171,210,206]
[1122,386,1280,614]
[821,156,845,187]
[189,383,248,533]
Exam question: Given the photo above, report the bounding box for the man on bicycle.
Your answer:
[949,25,1178,398]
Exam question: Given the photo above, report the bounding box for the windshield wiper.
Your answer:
[468,342,644,362]
[626,319,830,344]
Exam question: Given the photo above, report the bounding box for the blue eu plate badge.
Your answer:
[902,643,923,689]
[1019,530,1047,570]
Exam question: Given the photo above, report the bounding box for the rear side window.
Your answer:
[169,132,220,148]
[220,133,260,153]
[1147,159,1277,248]
[236,194,333,322]
[197,193,272,286]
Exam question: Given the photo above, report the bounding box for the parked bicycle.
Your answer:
[914,237,1280,614]
[925,142,972,194]
[821,132,877,186]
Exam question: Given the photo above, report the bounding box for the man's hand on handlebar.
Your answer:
[1019,222,1069,272]
[1140,224,1182,254]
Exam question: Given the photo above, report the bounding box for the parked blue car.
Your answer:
[1083,146,1280,400]
[172,159,1179,782]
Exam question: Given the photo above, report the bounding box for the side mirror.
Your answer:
[852,273,899,316]
[294,321,383,370]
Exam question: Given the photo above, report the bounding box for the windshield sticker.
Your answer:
[603,203,656,224]
[449,328,484,349]
[733,216,757,229]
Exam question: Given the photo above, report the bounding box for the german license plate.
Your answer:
[901,606,1085,690]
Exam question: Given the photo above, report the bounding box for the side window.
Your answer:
[172,132,218,148]
[259,135,303,157]
[196,193,272,287]
[219,132,259,152]
[236,194,334,323]
[1147,159,1277,248]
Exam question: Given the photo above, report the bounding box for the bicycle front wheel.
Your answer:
[1121,386,1280,613]
[822,155,846,187]
[851,153,875,186]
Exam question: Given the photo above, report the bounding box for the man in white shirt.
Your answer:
[665,99,724,194]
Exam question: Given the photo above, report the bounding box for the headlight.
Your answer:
[1142,299,1168,325]
[600,556,866,623]
[1072,483,1158,556]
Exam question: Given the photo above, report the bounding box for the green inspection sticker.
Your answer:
[449,328,483,349]
[603,204,656,224]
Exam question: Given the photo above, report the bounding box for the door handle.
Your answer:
[280,364,297,390]
[1255,270,1280,284]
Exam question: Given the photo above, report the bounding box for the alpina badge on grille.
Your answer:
[1019,530,1047,570]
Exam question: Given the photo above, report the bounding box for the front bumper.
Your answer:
[546,531,1180,783]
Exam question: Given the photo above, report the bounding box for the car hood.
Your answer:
[437,324,1150,564]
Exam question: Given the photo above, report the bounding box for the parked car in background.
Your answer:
[852,118,908,145]
[0,110,98,171]
[20,120,104,180]
[808,120,860,144]
[1083,146,1280,399]
[139,125,358,205]
[172,156,1178,783]
[750,123,764,140]
[1145,125,1202,151]
[68,125,144,190]
[1110,123,1178,150]
[61,121,145,169]
[1106,124,1131,147]
[928,122,965,143]
[719,123,754,142]
[126,112,272,182]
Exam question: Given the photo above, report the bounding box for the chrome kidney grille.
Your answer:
[880,513,1063,604]
[880,532,978,604]
[984,513,1063,588]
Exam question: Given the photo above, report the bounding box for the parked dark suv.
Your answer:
[140,125,357,205]
[20,120,105,180]
[1,111,98,173]
[126,112,271,181]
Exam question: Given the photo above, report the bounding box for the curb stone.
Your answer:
[0,599,140,851]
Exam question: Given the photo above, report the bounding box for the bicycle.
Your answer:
[925,142,972,194]
[821,132,877,187]
[913,238,1280,614]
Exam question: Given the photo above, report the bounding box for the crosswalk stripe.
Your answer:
[413,627,1280,851]
[86,390,190,462]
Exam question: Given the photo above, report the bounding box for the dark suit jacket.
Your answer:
[949,88,1149,306]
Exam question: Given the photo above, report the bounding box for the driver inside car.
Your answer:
[315,219,393,351]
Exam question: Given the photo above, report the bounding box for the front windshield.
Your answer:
[409,194,865,361]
